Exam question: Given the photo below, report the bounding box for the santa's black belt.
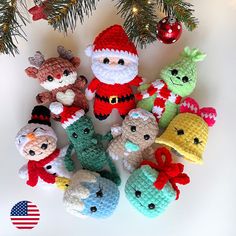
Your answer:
[95,93,134,104]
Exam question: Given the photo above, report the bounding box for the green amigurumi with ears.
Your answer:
[50,102,121,186]
[136,47,206,128]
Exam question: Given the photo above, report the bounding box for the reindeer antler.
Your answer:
[28,51,45,68]
[57,46,74,60]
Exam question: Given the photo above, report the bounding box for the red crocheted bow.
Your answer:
[141,147,190,200]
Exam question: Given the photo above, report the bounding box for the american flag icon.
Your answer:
[10,201,40,229]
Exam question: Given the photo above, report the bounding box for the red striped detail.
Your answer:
[16,226,34,229]
[13,222,38,225]
[11,218,39,220]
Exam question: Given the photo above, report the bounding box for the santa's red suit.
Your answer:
[85,25,144,120]
[87,76,143,119]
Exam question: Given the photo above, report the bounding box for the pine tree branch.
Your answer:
[44,0,98,33]
[0,0,27,56]
[156,0,198,31]
[116,0,158,48]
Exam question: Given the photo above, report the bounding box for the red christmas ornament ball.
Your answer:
[156,17,182,44]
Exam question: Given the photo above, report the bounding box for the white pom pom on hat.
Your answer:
[85,45,94,57]
[50,102,63,115]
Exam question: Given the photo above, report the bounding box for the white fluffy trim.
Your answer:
[50,102,63,115]
[85,88,95,101]
[90,48,139,64]
[85,45,94,57]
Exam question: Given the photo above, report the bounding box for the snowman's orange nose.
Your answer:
[26,133,36,140]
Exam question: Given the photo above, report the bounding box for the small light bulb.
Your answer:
[147,0,151,4]
[132,7,138,13]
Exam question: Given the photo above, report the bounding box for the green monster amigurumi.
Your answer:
[136,47,206,128]
[50,102,121,186]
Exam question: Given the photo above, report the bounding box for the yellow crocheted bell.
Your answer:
[156,97,217,164]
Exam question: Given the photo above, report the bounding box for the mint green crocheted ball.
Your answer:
[125,165,176,218]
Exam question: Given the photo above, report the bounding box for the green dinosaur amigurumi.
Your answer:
[136,47,206,128]
[49,102,121,186]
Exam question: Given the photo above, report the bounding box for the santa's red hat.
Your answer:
[49,102,85,129]
[85,25,139,64]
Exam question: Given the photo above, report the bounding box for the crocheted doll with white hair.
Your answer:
[107,108,159,172]
[15,105,71,187]
[85,24,144,120]
[25,46,88,112]
[63,170,120,219]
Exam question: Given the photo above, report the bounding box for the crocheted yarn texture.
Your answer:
[125,147,190,218]
[25,46,88,111]
[85,25,143,120]
[156,97,217,164]
[15,106,70,187]
[63,170,120,219]
[137,47,206,128]
[50,102,121,186]
[108,108,159,172]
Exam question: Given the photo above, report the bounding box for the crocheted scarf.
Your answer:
[136,80,182,122]
[27,149,60,187]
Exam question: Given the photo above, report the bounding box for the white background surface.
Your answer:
[0,0,235,235]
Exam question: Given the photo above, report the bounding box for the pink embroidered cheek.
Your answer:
[23,136,57,161]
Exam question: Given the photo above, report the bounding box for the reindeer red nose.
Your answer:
[55,73,61,80]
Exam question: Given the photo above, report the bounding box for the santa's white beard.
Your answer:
[91,60,138,85]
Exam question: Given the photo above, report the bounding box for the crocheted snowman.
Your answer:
[85,25,144,120]
[25,46,88,112]
[136,47,206,128]
[15,106,71,187]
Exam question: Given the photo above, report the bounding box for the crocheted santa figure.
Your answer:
[85,25,144,120]
[15,106,70,187]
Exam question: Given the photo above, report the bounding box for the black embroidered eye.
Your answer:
[135,190,141,198]
[72,132,78,138]
[194,137,200,144]
[148,203,155,209]
[171,69,178,76]
[41,143,48,150]
[47,75,53,82]
[84,128,90,134]
[90,206,97,212]
[46,165,52,169]
[96,189,103,198]
[182,76,189,83]
[29,150,35,156]
[131,126,136,132]
[103,58,110,64]
[118,59,124,65]
[63,70,70,76]
[177,129,184,135]
[144,134,150,140]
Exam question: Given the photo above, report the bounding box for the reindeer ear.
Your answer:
[70,57,80,68]
[25,67,39,79]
